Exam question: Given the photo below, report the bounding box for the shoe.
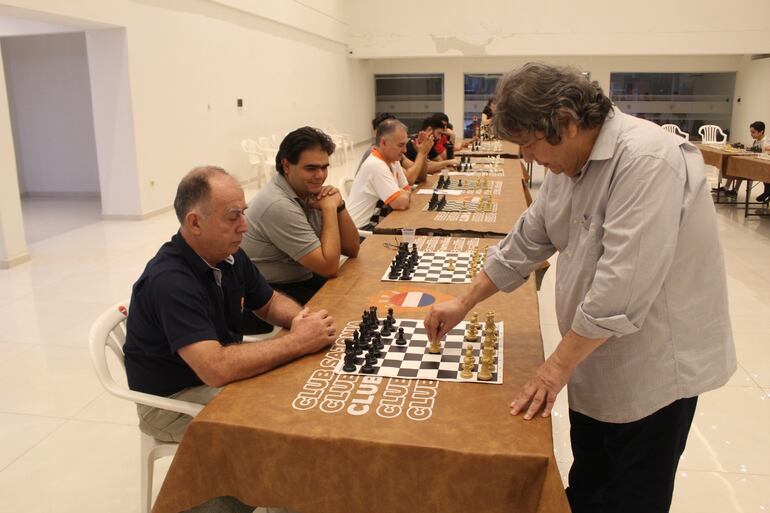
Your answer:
[711,186,726,193]
[757,192,769,203]
[725,189,738,197]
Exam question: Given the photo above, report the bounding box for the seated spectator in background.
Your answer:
[241,127,360,315]
[481,99,495,126]
[359,113,435,184]
[348,118,412,230]
[405,115,458,175]
[432,111,474,152]
[721,121,769,198]
[124,166,336,446]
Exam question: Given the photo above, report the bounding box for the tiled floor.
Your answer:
[0,159,768,512]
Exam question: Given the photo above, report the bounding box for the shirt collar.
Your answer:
[572,107,621,182]
[171,231,234,278]
[273,173,302,201]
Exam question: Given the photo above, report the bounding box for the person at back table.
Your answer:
[347,118,412,230]
[357,113,435,184]
[124,166,336,445]
[240,127,360,321]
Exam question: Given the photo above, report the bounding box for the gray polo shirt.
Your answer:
[241,174,323,284]
[484,108,735,423]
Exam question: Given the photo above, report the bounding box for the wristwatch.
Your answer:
[336,201,346,213]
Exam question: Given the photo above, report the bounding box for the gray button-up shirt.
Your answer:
[485,109,736,423]
[241,174,323,284]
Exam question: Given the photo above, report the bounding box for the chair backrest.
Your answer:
[89,301,203,416]
[241,139,262,166]
[661,124,690,141]
[339,176,354,201]
[698,125,727,144]
[257,136,275,150]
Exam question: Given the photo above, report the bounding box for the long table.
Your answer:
[455,140,520,158]
[373,159,529,237]
[725,155,770,217]
[696,143,757,204]
[151,235,570,513]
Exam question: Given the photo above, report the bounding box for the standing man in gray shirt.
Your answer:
[425,63,736,513]
[241,127,360,323]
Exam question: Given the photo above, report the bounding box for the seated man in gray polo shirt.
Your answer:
[241,127,360,325]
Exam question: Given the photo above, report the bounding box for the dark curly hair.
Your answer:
[275,127,336,175]
[493,62,613,145]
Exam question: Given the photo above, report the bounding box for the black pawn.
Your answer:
[458,179,463,188]
[399,265,412,280]
[395,327,407,346]
[361,354,376,374]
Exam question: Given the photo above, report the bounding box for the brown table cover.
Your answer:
[696,143,755,176]
[152,235,569,513]
[725,155,770,183]
[374,159,528,237]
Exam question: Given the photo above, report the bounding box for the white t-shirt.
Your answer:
[347,151,409,229]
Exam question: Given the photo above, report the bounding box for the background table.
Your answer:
[455,140,520,158]
[725,155,770,217]
[374,159,529,237]
[152,235,570,513]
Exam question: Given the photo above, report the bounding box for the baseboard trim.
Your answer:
[102,204,174,221]
[0,253,31,269]
[21,191,101,199]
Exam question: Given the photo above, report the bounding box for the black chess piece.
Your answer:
[342,347,357,372]
[395,327,406,346]
[399,265,412,280]
[373,332,384,350]
[361,353,376,374]
[458,179,463,188]
[370,306,380,325]
[388,261,400,279]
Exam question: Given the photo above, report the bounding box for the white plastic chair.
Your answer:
[89,301,204,513]
[698,125,727,144]
[241,139,268,186]
[661,124,690,141]
[339,176,354,201]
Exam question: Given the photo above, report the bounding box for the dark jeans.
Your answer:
[566,396,698,513]
[241,274,327,334]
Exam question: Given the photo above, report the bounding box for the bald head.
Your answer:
[174,166,236,224]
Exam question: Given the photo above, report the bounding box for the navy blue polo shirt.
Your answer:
[124,232,274,396]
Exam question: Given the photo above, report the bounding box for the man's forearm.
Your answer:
[337,209,360,257]
[458,270,500,312]
[549,330,607,374]
[255,292,301,328]
[319,206,343,267]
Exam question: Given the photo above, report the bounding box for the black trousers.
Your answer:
[566,396,698,513]
[241,274,327,335]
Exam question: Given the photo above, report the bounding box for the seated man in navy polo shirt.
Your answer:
[124,166,336,445]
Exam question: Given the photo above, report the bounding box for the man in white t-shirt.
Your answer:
[347,119,412,230]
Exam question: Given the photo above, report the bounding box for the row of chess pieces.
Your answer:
[443,310,500,381]
[435,175,491,190]
[444,247,485,278]
[341,306,404,374]
[387,243,421,280]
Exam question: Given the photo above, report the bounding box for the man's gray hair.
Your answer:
[493,62,613,145]
[173,166,229,224]
[375,118,407,146]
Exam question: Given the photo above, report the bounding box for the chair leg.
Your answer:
[141,433,155,513]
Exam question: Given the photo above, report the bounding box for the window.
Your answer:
[463,73,501,138]
[609,72,735,140]
[375,74,444,134]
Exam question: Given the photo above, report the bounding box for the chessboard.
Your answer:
[381,245,484,283]
[433,175,503,195]
[424,195,498,213]
[333,307,504,384]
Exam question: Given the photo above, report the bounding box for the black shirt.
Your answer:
[405,134,439,162]
[124,232,274,396]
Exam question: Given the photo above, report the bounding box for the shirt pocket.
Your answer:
[576,213,605,271]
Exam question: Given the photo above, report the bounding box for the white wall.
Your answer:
[0,0,373,217]
[0,44,28,267]
[2,32,100,196]
[371,55,743,137]
[732,56,770,145]
[348,0,770,58]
